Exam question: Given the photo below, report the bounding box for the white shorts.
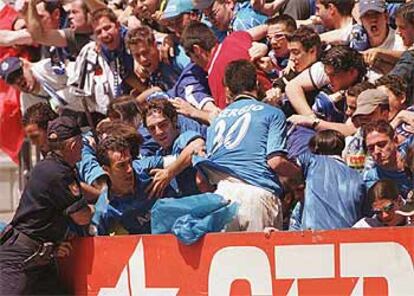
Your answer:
[215,179,283,232]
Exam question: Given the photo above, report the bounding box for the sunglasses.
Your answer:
[373,202,395,215]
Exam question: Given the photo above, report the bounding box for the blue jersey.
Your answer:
[363,165,413,199]
[230,2,267,32]
[295,153,365,230]
[167,62,214,110]
[149,61,181,91]
[92,157,177,235]
[157,130,203,196]
[194,97,287,196]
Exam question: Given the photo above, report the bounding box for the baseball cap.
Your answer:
[0,57,23,84]
[359,0,386,17]
[162,0,196,20]
[47,116,82,143]
[352,89,389,118]
[192,0,214,10]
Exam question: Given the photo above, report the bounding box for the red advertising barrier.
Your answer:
[60,227,414,295]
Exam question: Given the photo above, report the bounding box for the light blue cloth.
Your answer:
[230,2,267,32]
[292,153,366,230]
[151,192,239,244]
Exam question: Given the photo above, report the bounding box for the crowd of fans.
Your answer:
[1,0,414,239]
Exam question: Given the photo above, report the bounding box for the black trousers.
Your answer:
[0,230,67,295]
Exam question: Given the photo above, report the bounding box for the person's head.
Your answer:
[107,95,143,128]
[316,0,355,30]
[375,74,407,120]
[224,60,257,103]
[97,136,135,195]
[133,0,160,20]
[363,120,398,169]
[321,45,366,92]
[160,0,200,37]
[143,99,179,149]
[396,2,414,47]
[368,179,405,226]
[47,116,83,166]
[266,15,297,58]
[0,57,38,94]
[126,26,159,75]
[359,0,389,47]
[68,0,90,32]
[22,102,58,152]
[287,25,321,73]
[35,0,63,30]
[345,81,375,118]
[91,8,121,51]
[308,129,345,156]
[352,89,389,128]
[97,120,143,159]
[202,0,236,32]
[181,21,218,68]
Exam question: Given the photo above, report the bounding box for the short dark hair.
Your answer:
[308,129,345,156]
[96,120,143,158]
[287,25,322,56]
[22,102,58,130]
[362,120,395,142]
[396,1,414,28]
[91,7,118,25]
[96,136,131,167]
[375,74,407,99]
[181,21,218,54]
[347,81,375,97]
[368,179,399,206]
[142,99,177,128]
[319,0,355,16]
[125,25,155,47]
[321,45,366,82]
[224,60,257,96]
[266,14,297,32]
[107,95,142,126]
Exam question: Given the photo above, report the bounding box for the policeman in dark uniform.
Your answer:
[0,116,92,295]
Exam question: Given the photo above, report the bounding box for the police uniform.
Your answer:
[0,117,88,295]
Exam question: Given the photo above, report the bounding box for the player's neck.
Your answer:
[233,91,258,102]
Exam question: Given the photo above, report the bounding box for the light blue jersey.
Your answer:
[290,153,366,231]
[194,97,287,196]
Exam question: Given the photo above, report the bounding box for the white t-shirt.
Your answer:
[308,61,330,90]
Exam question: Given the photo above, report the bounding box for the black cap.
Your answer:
[0,57,23,84]
[47,116,82,142]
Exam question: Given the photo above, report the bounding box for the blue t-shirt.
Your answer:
[230,2,267,32]
[167,62,214,110]
[92,157,177,235]
[157,130,203,196]
[194,97,287,195]
[149,61,181,91]
[294,153,366,230]
[363,165,413,199]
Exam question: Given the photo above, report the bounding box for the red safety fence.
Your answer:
[60,227,414,295]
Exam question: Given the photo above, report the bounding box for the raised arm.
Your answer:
[0,29,32,46]
[285,69,317,115]
[26,0,68,47]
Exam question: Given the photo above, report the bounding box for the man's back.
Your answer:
[204,97,287,195]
